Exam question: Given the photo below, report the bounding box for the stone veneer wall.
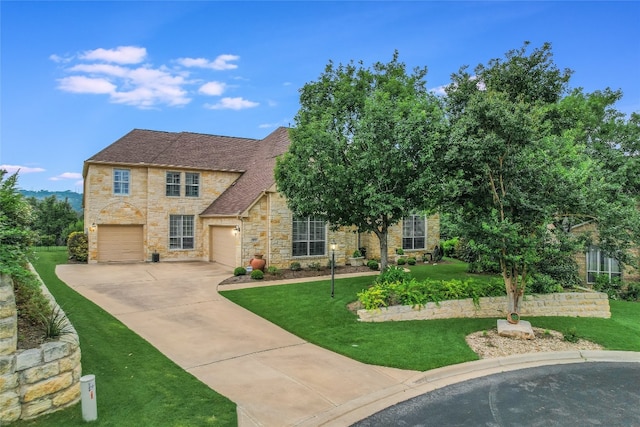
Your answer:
[357,292,611,322]
[0,268,81,424]
[84,163,241,263]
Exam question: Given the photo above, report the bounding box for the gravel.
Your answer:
[465,327,603,359]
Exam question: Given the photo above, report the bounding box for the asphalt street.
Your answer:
[353,362,640,427]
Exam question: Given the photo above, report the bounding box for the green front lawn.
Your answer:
[221,261,640,371]
[15,251,236,427]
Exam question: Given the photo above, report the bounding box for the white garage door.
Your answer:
[98,225,144,263]
[210,226,236,267]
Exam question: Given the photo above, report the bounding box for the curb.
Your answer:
[297,351,640,426]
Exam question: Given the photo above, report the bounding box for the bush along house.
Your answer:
[82,127,440,270]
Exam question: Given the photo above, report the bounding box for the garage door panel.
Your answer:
[210,226,235,267]
[98,225,143,262]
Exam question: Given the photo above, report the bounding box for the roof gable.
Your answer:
[201,127,291,216]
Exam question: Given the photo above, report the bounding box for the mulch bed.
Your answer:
[218,265,375,286]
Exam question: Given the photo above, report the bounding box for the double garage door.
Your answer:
[98,225,144,263]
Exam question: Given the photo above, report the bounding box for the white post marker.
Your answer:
[80,374,97,421]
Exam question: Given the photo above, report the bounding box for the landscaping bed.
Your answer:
[218,264,373,285]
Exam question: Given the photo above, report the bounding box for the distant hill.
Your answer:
[20,190,83,213]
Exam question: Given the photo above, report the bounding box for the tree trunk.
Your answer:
[379,231,388,271]
[503,266,525,323]
[372,219,389,272]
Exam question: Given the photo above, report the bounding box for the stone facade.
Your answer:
[84,164,241,263]
[357,291,611,322]
[0,270,81,424]
[85,163,442,271]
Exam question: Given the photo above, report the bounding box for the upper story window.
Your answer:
[292,216,326,257]
[169,215,194,250]
[586,246,621,284]
[402,214,426,250]
[185,172,200,197]
[113,169,130,195]
[166,172,181,197]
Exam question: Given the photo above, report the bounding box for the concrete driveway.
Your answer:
[56,262,419,426]
[55,262,640,427]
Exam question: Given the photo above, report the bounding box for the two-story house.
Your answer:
[83,127,440,269]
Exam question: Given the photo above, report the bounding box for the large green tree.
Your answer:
[438,42,639,319]
[275,52,446,270]
[28,195,80,246]
[0,170,35,276]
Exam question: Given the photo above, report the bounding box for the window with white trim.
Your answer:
[586,246,621,283]
[169,215,194,250]
[292,217,326,257]
[185,172,200,197]
[113,169,130,195]
[166,172,181,197]
[402,214,426,250]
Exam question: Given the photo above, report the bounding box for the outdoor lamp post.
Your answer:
[330,241,336,298]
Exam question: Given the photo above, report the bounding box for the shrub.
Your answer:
[67,232,88,262]
[407,257,416,265]
[593,274,623,299]
[250,269,264,280]
[266,266,280,275]
[564,327,579,343]
[308,262,321,271]
[527,273,563,294]
[395,248,404,255]
[352,250,362,258]
[367,259,379,270]
[290,261,301,271]
[396,257,406,266]
[376,265,411,285]
[233,267,246,276]
[623,282,640,301]
[441,237,459,257]
[13,273,51,324]
[358,277,505,310]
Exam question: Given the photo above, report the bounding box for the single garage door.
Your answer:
[210,226,236,267]
[98,225,144,262]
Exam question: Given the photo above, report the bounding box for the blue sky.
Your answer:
[2,1,639,192]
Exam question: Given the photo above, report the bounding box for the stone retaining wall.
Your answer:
[357,292,611,322]
[0,268,82,424]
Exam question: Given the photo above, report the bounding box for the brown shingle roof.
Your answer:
[85,127,291,217]
[86,129,260,171]
[201,127,291,216]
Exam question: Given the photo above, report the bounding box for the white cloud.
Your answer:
[80,46,147,64]
[205,97,259,110]
[57,76,116,94]
[1,165,46,174]
[177,54,239,70]
[50,172,83,181]
[430,85,448,97]
[69,63,129,77]
[199,81,226,96]
[49,54,73,64]
[53,46,252,109]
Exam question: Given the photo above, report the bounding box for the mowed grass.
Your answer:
[221,260,640,371]
[14,250,236,427]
